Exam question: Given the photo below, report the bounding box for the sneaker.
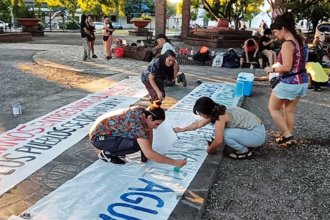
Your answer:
[177,73,187,87]
[98,151,125,164]
[92,54,98,58]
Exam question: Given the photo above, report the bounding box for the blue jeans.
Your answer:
[224,124,266,153]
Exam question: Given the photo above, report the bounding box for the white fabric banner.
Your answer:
[0,77,148,196]
[10,83,239,220]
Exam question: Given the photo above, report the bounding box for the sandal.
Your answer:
[275,135,283,143]
[227,150,253,160]
[276,135,295,148]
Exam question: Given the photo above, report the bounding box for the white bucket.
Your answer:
[12,103,22,116]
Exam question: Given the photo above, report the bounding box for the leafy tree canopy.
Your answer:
[125,0,154,18]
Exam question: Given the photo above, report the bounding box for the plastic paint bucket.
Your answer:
[12,103,22,116]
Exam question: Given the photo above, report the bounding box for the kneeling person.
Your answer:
[89,105,186,167]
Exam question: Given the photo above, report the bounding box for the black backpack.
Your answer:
[222,48,240,68]
[193,46,210,62]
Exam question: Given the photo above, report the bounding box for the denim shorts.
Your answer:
[274,82,308,100]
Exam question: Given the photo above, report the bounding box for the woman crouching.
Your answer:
[174,97,266,159]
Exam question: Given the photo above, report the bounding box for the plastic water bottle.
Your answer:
[190,47,194,56]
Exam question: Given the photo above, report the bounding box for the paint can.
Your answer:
[12,103,22,116]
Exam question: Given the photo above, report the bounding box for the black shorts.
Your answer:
[241,51,262,62]
[103,36,109,41]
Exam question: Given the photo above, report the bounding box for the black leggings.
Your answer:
[91,135,140,156]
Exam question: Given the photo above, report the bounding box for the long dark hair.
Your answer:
[80,14,87,26]
[270,12,303,46]
[158,49,176,77]
[193,97,226,124]
[144,106,165,121]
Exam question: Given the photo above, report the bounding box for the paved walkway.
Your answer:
[0,32,329,220]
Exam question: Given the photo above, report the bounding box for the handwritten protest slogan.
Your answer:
[0,77,148,196]
[11,83,239,220]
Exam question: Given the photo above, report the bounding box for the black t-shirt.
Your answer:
[80,22,87,38]
[87,22,95,36]
[259,35,271,51]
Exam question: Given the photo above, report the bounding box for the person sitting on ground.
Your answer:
[155,34,187,87]
[259,28,277,67]
[89,105,187,167]
[173,97,266,160]
[306,52,329,91]
[240,38,263,68]
[141,50,177,107]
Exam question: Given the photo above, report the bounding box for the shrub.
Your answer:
[58,21,79,30]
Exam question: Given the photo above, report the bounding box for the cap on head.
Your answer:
[156,34,168,41]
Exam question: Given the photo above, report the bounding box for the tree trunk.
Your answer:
[155,0,167,37]
[181,0,191,38]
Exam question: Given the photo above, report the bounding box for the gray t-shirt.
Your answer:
[161,42,175,54]
[226,107,262,130]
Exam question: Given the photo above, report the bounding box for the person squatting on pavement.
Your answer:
[89,105,187,167]
[264,12,309,147]
[155,34,187,87]
[141,50,177,107]
[173,97,266,160]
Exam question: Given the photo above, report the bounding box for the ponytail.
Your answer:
[193,97,226,124]
[144,105,165,121]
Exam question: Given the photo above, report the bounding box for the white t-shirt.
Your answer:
[161,42,175,54]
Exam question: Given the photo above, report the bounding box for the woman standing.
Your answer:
[86,14,97,59]
[80,14,91,61]
[102,17,114,60]
[264,12,308,147]
[141,50,177,107]
[89,105,186,168]
[174,97,266,159]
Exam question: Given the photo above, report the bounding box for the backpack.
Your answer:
[222,48,240,68]
[193,46,210,62]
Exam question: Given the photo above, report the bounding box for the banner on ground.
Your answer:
[0,77,148,196]
[10,83,239,220]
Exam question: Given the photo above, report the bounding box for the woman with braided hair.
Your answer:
[173,97,266,160]
[89,105,186,168]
